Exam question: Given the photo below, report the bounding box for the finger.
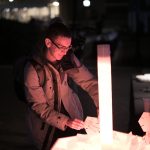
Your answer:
[74,119,84,126]
[73,121,84,130]
[70,121,84,130]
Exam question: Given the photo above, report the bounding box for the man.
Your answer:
[24,19,98,150]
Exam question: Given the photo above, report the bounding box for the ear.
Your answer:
[45,38,51,48]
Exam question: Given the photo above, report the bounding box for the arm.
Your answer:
[24,62,69,131]
[66,55,99,110]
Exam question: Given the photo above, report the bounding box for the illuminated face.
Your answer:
[45,36,72,62]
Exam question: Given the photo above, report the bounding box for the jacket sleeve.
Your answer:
[24,62,69,131]
[66,55,99,109]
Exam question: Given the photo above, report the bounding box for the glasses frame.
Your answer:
[49,38,72,52]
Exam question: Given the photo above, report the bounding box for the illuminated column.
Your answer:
[97,44,113,144]
[48,0,60,18]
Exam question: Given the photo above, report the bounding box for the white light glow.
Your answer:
[4,8,10,12]
[83,0,91,7]
[49,3,60,18]
[52,1,59,7]
[9,0,14,2]
[97,44,113,145]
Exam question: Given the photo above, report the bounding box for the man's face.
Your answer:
[46,36,72,61]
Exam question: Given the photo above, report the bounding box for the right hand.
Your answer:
[66,118,84,130]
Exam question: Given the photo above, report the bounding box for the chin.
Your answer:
[57,56,64,60]
[56,57,62,61]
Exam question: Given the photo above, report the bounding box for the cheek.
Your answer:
[51,49,58,56]
[53,51,62,59]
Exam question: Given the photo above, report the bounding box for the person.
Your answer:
[24,18,99,150]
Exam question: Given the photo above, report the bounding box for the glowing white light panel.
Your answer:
[97,44,113,145]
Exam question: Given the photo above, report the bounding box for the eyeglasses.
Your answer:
[50,38,72,52]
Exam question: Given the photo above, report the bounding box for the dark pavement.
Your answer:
[0,66,37,150]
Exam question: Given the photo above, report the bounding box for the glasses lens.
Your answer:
[50,38,72,50]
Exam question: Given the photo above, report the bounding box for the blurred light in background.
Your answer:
[9,0,14,2]
[48,0,60,19]
[83,0,91,7]
[1,1,60,23]
[52,0,59,7]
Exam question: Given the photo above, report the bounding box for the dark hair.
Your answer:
[45,21,72,40]
[34,18,72,63]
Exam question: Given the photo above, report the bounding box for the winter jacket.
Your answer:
[24,54,98,150]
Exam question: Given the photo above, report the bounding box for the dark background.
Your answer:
[0,0,150,149]
[0,0,150,67]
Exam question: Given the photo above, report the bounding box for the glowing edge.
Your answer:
[97,44,113,145]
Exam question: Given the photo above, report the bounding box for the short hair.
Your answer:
[45,20,72,40]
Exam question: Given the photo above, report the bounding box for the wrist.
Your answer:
[65,118,70,127]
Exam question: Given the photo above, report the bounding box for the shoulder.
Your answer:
[24,61,39,85]
[72,54,82,68]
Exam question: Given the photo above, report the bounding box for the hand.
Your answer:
[66,118,84,130]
